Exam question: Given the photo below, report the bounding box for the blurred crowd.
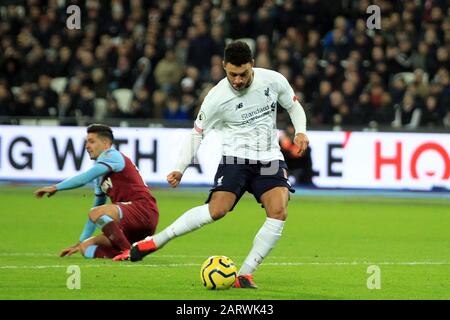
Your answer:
[0,0,449,129]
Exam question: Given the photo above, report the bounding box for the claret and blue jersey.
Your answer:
[55,148,152,204]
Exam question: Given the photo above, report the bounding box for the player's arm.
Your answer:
[34,163,110,198]
[276,73,309,156]
[61,180,107,257]
[167,127,203,188]
[168,91,219,188]
[287,101,309,156]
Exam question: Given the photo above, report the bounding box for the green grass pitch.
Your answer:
[0,186,449,300]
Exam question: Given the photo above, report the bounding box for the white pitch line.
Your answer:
[267,262,450,266]
[0,253,56,257]
[0,253,350,259]
[1,261,450,270]
[0,263,199,269]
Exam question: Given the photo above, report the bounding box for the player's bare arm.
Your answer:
[34,185,57,198]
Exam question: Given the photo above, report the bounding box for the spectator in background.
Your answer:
[31,95,50,117]
[277,0,298,34]
[254,5,275,39]
[436,70,450,114]
[302,54,320,102]
[444,109,450,128]
[78,50,96,81]
[0,0,448,129]
[210,24,226,57]
[184,65,202,94]
[412,69,430,99]
[110,55,134,90]
[77,84,96,118]
[163,96,189,120]
[324,62,343,89]
[129,88,151,118]
[179,93,196,119]
[303,30,322,58]
[154,49,183,95]
[14,89,32,116]
[342,80,358,107]
[435,47,450,76]
[421,95,442,128]
[149,89,167,120]
[106,97,127,119]
[180,77,196,96]
[325,90,344,125]
[208,65,225,85]
[2,48,22,87]
[353,91,373,126]
[392,92,422,129]
[58,93,75,119]
[91,68,108,99]
[254,35,272,69]
[411,42,429,71]
[0,83,13,118]
[132,57,153,96]
[389,77,407,105]
[229,10,255,39]
[323,16,350,60]
[36,74,58,111]
[187,22,214,76]
[373,92,395,126]
[311,80,332,125]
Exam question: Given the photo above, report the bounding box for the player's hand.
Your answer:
[293,133,309,157]
[167,171,183,188]
[34,186,57,198]
[60,243,80,257]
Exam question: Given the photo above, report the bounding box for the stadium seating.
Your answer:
[112,89,133,113]
[50,77,68,95]
[94,98,107,121]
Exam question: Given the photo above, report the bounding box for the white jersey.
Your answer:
[194,68,298,161]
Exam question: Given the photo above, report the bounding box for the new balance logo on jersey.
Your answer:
[264,87,270,97]
[235,102,243,110]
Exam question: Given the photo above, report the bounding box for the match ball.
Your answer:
[200,255,237,290]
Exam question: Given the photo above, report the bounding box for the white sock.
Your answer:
[238,217,285,276]
[153,204,213,248]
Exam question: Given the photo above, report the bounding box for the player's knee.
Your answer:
[208,203,230,220]
[88,207,102,222]
[267,207,287,221]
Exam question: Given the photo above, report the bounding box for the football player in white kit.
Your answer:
[117,41,309,289]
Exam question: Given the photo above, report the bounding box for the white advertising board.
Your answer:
[0,126,448,191]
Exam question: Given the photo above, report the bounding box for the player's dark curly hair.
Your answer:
[224,41,253,66]
[87,124,114,143]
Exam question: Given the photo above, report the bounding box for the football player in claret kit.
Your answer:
[34,124,158,260]
[115,41,309,288]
